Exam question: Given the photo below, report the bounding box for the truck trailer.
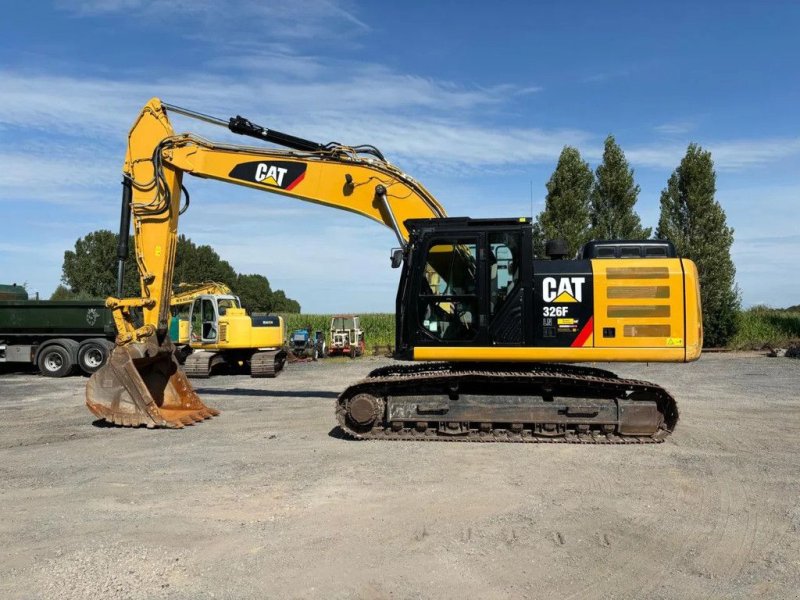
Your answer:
[0,284,116,377]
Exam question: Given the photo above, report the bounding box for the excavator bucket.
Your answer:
[86,338,219,428]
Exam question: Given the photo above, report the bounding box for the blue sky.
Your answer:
[1,0,798,312]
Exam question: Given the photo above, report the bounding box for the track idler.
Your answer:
[86,337,219,428]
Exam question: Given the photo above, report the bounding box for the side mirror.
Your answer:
[390,248,404,269]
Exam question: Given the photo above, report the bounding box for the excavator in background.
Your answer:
[167,281,286,377]
[85,98,702,441]
[169,281,233,362]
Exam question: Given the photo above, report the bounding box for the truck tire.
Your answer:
[77,339,112,374]
[37,344,74,377]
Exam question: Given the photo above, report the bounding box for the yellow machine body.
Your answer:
[85,97,701,430]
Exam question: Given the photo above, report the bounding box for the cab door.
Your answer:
[413,236,481,345]
[199,296,219,343]
[486,230,527,345]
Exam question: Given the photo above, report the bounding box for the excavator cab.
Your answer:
[395,217,702,363]
[186,294,241,343]
[396,218,529,356]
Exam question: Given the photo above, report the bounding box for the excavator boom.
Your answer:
[170,282,233,307]
[86,98,447,428]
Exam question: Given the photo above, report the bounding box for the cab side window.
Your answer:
[418,239,478,341]
[489,231,521,316]
[201,298,217,340]
[190,299,202,341]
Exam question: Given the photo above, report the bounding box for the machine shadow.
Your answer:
[194,388,339,399]
[327,426,353,440]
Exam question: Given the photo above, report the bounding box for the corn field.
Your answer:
[280,313,396,348]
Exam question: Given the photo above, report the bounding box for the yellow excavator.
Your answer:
[86,98,702,441]
[168,282,286,377]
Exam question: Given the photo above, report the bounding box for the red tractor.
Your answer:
[327,315,365,358]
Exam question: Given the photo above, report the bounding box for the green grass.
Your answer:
[729,306,800,350]
[280,313,395,348]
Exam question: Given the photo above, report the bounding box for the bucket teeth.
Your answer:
[86,341,219,429]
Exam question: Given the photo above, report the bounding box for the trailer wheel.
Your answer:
[77,340,111,374]
[37,345,73,378]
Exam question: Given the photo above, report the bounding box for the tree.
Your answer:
[61,230,138,298]
[234,274,301,314]
[656,144,739,347]
[269,289,301,314]
[234,273,272,313]
[59,230,300,312]
[49,284,96,300]
[535,146,593,257]
[590,135,651,240]
[173,236,237,289]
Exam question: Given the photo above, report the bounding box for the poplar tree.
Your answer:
[591,135,651,240]
[535,146,593,257]
[656,144,739,347]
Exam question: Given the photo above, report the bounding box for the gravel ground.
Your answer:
[1,353,799,599]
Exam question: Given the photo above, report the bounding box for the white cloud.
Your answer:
[653,121,694,136]
[5,66,795,176]
[0,149,116,193]
[0,69,564,172]
[626,138,800,171]
[57,0,369,41]
[57,0,147,14]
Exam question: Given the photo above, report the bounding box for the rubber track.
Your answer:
[336,363,679,444]
[251,349,287,378]
[184,351,214,378]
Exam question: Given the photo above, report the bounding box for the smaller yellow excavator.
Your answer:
[167,281,286,378]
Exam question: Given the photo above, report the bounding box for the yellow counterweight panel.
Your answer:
[681,259,703,360]
[592,259,686,354]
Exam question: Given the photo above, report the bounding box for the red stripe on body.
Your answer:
[285,172,305,190]
[571,316,594,347]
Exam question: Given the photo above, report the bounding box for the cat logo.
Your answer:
[228,161,307,191]
[543,276,585,303]
[255,163,288,186]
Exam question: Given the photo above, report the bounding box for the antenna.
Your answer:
[530,180,534,220]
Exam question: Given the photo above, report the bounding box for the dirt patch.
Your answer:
[1,354,799,599]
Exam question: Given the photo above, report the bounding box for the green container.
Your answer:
[0,300,115,337]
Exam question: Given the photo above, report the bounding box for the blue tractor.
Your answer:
[288,328,326,360]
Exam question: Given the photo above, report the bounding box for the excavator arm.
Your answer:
[87,98,446,428]
[170,282,234,307]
